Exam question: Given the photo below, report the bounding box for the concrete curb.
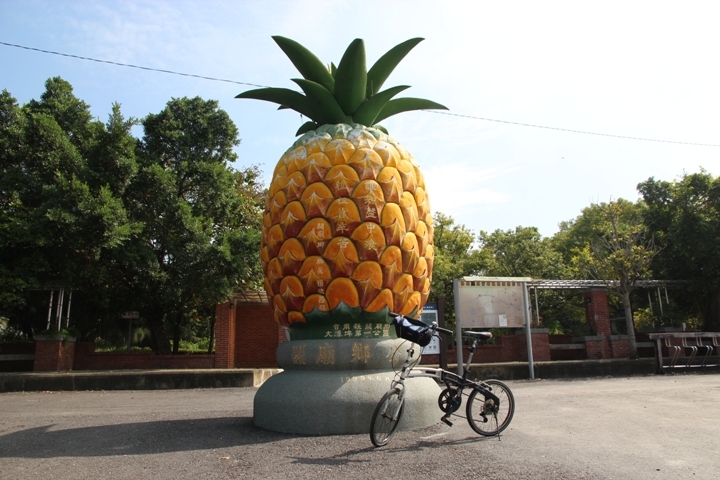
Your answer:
[0,368,281,393]
[467,358,657,380]
[3,360,718,392]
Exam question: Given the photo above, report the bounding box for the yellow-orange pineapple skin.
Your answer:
[261,124,433,339]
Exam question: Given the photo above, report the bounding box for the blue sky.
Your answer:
[1,0,718,238]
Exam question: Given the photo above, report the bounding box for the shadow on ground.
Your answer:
[0,416,307,458]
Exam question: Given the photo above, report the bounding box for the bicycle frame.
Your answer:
[391,337,501,407]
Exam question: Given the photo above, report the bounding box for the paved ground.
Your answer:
[1,372,718,479]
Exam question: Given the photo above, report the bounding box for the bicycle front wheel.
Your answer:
[466,379,515,436]
[370,388,404,447]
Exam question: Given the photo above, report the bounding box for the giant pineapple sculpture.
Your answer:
[238,37,446,340]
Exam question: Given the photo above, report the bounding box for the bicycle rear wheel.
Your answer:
[369,388,404,447]
[466,379,515,436]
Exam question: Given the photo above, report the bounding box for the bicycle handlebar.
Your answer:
[436,326,453,336]
[389,311,453,336]
[388,311,491,340]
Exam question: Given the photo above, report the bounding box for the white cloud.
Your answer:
[423,161,515,215]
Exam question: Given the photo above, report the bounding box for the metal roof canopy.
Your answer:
[456,276,676,380]
[527,279,676,289]
[231,290,270,305]
[460,277,676,290]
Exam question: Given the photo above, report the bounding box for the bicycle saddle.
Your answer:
[464,331,493,341]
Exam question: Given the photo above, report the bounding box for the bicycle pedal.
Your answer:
[441,417,453,427]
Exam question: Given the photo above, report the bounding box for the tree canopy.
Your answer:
[428,212,487,327]
[0,79,264,351]
[566,200,660,357]
[0,79,139,322]
[639,171,720,331]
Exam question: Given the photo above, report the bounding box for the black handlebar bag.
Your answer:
[393,316,433,347]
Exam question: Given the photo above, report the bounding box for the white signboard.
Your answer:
[454,277,529,328]
[420,304,440,355]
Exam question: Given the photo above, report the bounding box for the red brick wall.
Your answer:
[233,304,280,368]
[69,301,280,371]
[421,330,551,365]
[610,337,631,358]
[549,335,587,360]
[214,302,235,368]
[34,337,76,371]
[584,337,606,359]
[519,331,552,361]
[73,342,214,370]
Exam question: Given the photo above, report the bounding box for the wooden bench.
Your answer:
[647,332,720,373]
[0,354,35,361]
[549,344,586,350]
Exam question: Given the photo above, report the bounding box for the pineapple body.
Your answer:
[261,124,433,340]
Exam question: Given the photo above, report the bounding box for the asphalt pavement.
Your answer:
[1,372,718,479]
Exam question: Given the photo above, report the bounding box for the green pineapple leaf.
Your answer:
[296,121,318,136]
[334,38,367,115]
[272,36,335,92]
[292,79,347,124]
[235,87,322,122]
[374,97,448,124]
[237,37,446,135]
[353,85,410,126]
[367,38,424,97]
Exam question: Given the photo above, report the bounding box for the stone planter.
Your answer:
[254,338,440,435]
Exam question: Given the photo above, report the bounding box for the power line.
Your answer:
[2,40,719,148]
[429,111,720,148]
[0,41,266,88]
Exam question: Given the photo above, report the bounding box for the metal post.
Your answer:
[438,296,448,371]
[46,290,54,330]
[523,282,535,379]
[453,278,464,376]
[65,290,73,328]
[55,289,64,331]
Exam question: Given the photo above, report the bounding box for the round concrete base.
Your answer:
[253,338,441,435]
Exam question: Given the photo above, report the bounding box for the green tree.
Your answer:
[1,82,264,353]
[429,212,488,328]
[0,79,139,334]
[638,171,720,331]
[568,200,659,358]
[478,226,584,333]
[128,96,264,353]
[479,226,565,279]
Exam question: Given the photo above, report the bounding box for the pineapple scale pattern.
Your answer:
[261,124,434,335]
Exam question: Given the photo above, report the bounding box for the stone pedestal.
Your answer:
[254,338,441,435]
